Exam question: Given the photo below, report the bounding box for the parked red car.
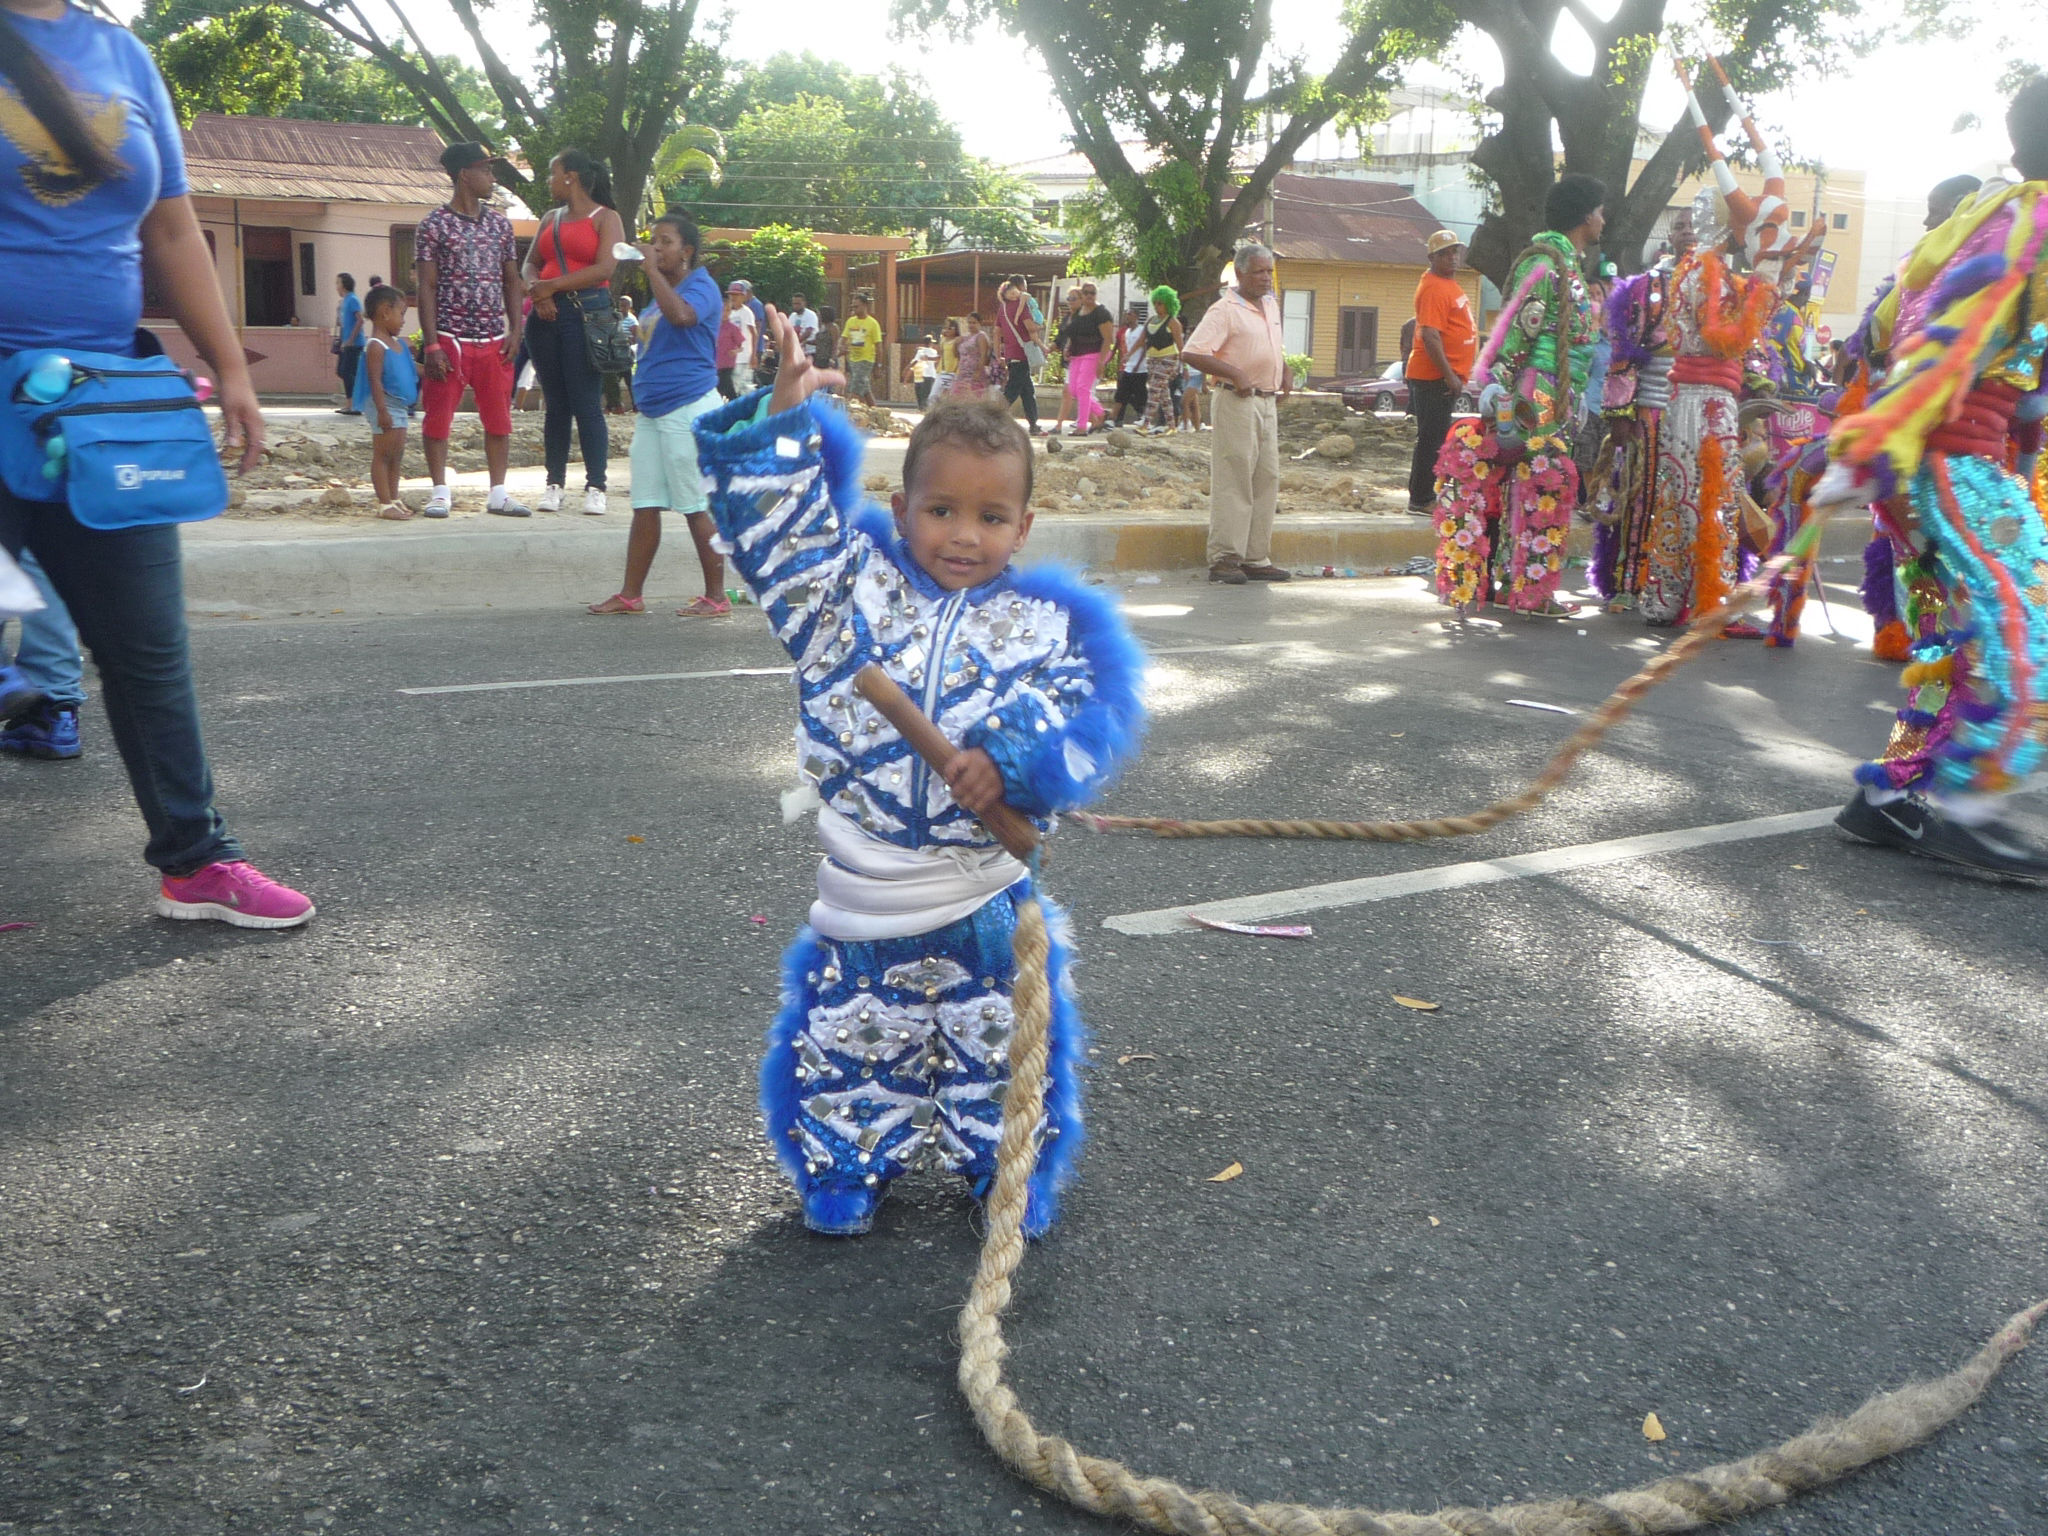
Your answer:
[1340,362,1476,416]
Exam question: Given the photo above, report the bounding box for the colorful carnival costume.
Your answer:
[1818,173,2048,866]
[1434,229,1595,614]
[1591,247,1686,603]
[1634,247,1776,624]
[694,393,1146,1235]
[1636,62,1811,626]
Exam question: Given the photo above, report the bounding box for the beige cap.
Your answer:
[1426,229,1464,256]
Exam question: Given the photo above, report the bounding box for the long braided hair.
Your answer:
[0,7,126,187]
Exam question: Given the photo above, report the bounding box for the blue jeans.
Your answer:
[4,547,87,707]
[0,488,241,875]
[525,297,608,490]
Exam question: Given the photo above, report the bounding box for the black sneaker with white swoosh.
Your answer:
[1836,792,2048,882]
[1834,791,1930,850]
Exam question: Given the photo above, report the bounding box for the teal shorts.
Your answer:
[628,387,723,513]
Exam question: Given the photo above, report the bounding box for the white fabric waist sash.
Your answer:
[809,806,1028,942]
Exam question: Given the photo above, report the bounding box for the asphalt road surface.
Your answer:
[3,571,2045,1535]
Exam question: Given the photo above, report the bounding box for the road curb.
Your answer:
[180,509,1872,618]
[180,516,1460,615]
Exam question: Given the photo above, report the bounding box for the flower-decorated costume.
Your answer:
[1820,181,2048,809]
[695,392,1146,1235]
[1434,230,1594,612]
[1635,247,1776,625]
[1592,261,1681,603]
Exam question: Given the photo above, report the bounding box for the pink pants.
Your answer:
[1067,352,1106,430]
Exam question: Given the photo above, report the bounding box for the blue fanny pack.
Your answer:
[0,349,229,529]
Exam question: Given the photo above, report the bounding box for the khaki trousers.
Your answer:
[1206,388,1279,567]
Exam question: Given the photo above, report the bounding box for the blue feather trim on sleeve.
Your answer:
[974,563,1148,815]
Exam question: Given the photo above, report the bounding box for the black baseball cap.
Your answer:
[440,142,491,175]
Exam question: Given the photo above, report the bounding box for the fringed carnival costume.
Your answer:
[1753,261,1841,646]
[694,392,1147,1237]
[1637,59,1806,627]
[1819,179,2048,815]
[1591,225,1690,605]
[1433,231,1594,614]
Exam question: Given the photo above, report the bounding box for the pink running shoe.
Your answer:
[156,861,316,929]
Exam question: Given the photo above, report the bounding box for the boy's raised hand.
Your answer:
[766,307,845,416]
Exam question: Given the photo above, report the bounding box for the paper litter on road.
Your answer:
[1208,1162,1244,1182]
[1190,915,1314,939]
[1505,698,1578,715]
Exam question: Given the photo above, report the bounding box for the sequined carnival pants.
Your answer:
[760,883,1085,1227]
[1860,453,2048,802]
[1638,381,1738,625]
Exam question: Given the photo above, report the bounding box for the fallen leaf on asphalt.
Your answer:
[1208,1162,1243,1183]
[1428,1215,1441,1227]
[1790,863,1807,870]
[626,835,645,843]
[1117,1053,1157,1065]
[1392,995,1441,1011]
[1641,1412,1667,1442]
[1389,732,1405,738]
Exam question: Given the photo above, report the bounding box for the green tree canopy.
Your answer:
[715,223,829,310]
[674,53,1041,250]
[893,0,1457,304]
[153,5,303,123]
[251,0,725,221]
[139,0,501,131]
[1448,0,1879,283]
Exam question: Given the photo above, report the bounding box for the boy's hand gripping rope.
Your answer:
[881,529,2047,1534]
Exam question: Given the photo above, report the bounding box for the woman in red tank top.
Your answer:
[520,147,626,513]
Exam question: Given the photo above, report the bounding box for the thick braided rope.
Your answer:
[1077,568,1773,844]
[959,895,2048,1536]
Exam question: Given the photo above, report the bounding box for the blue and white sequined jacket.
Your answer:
[695,392,1147,851]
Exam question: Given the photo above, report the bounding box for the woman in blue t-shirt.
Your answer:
[586,212,726,617]
[0,3,313,928]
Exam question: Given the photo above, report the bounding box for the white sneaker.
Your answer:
[538,484,564,513]
[582,487,608,516]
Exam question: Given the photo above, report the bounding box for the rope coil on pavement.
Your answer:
[960,537,2045,1531]
[966,899,2048,1536]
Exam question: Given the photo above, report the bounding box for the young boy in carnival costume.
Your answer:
[693,311,1148,1235]
[1814,77,2048,881]
[1636,59,1815,630]
[1433,173,1605,618]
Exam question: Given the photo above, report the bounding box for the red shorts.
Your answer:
[420,334,515,439]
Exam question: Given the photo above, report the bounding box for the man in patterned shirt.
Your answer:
[416,143,529,517]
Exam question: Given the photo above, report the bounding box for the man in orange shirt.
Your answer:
[1406,230,1477,513]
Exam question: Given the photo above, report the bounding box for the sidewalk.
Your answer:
[180,498,1449,615]
[184,413,1876,617]
[184,424,1455,614]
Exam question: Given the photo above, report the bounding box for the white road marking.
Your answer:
[399,666,794,696]
[397,640,1278,696]
[1101,806,1842,936]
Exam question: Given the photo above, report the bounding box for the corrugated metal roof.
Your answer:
[180,114,449,204]
[1264,173,1448,267]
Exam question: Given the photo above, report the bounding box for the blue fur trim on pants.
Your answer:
[759,882,1085,1238]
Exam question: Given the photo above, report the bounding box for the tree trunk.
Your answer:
[1467,72,1557,289]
